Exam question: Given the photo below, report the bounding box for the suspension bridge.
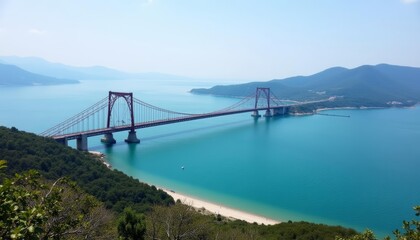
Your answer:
[41,87,315,151]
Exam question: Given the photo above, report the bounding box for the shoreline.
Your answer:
[290,106,385,116]
[159,187,280,225]
[291,104,419,116]
[89,151,112,169]
[87,149,279,225]
[315,106,384,112]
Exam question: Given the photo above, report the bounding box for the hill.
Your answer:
[0,63,78,86]
[0,126,173,213]
[191,64,420,110]
[0,56,188,80]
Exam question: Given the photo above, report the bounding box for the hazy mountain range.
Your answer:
[2,56,420,110]
[0,56,188,83]
[0,63,78,86]
[191,64,420,109]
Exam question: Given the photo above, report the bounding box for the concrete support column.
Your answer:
[251,110,261,118]
[264,109,272,117]
[76,134,88,151]
[101,133,116,145]
[125,130,140,144]
[56,138,68,146]
[273,107,285,116]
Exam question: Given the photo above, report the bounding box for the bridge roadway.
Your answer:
[52,106,289,143]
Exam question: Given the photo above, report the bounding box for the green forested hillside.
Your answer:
[0,126,173,213]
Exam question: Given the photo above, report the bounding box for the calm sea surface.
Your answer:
[1,79,419,236]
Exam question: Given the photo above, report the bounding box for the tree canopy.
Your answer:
[0,163,116,239]
[0,126,174,214]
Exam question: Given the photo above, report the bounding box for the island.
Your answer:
[191,64,420,114]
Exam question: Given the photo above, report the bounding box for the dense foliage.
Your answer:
[143,202,358,240]
[0,162,117,239]
[0,126,174,213]
[118,208,146,240]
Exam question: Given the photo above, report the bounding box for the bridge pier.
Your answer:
[56,138,68,146]
[251,110,261,118]
[273,107,287,116]
[273,108,282,116]
[76,134,88,151]
[264,109,272,117]
[125,130,140,144]
[273,107,289,116]
[101,133,117,145]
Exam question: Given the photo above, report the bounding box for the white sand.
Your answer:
[88,151,279,225]
[161,188,280,225]
[89,151,112,168]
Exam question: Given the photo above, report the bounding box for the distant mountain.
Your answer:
[0,63,78,86]
[191,64,420,109]
[0,56,188,81]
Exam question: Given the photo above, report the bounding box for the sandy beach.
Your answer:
[89,151,112,168]
[89,150,279,225]
[161,188,280,225]
[88,149,278,224]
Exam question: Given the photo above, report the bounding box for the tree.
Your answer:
[335,229,376,240]
[0,160,6,169]
[392,206,420,240]
[0,160,6,179]
[118,207,146,240]
[336,206,419,240]
[0,163,117,239]
[146,202,210,240]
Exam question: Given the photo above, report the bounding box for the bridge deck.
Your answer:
[52,106,289,140]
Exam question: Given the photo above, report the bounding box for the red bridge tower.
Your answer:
[101,91,140,144]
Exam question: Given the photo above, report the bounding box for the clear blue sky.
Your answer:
[0,0,419,80]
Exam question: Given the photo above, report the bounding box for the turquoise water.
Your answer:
[1,80,419,236]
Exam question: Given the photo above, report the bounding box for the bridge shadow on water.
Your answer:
[89,116,286,152]
[139,119,250,142]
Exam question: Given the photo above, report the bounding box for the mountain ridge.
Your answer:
[0,63,79,86]
[0,56,189,81]
[191,64,420,111]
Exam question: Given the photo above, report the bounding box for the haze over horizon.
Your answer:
[1,0,419,81]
